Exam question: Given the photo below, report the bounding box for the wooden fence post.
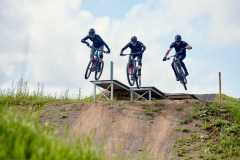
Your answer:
[110,61,114,101]
[78,88,81,100]
[219,72,222,106]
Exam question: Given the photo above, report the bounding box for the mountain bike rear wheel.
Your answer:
[95,61,104,80]
[181,75,187,90]
[175,62,188,90]
[136,75,141,89]
[182,82,187,90]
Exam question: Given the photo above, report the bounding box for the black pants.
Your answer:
[171,54,188,78]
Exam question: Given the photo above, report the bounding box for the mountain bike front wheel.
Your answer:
[126,63,135,86]
[85,60,93,79]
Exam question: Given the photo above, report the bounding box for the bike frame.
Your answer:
[172,56,182,71]
[89,46,107,68]
[121,52,142,88]
[122,52,141,74]
[85,45,108,80]
[167,55,181,66]
[129,57,141,74]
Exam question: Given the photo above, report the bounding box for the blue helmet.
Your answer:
[89,28,95,36]
[175,34,182,42]
[130,36,137,46]
[131,36,137,43]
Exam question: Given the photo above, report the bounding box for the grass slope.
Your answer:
[174,95,240,160]
[0,95,104,160]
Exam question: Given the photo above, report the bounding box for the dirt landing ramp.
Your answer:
[70,100,197,159]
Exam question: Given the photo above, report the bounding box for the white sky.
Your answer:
[0,0,240,98]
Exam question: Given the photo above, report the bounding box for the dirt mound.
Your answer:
[41,100,199,160]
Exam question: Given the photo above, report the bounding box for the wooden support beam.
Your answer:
[149,90,152,101]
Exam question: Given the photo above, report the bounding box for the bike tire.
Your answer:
[175,62,188,90]
[183,83,187,90]
[135,68,141,88]
[95,61,104,80]
[181,75,188,90]
[136,75,141,89]
[85,60,93,79]
[178,65,188,90]
[126,63,135,86]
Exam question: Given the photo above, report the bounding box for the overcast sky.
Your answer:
[0,0,240,98]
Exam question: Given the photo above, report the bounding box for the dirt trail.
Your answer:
[41,100,199,160]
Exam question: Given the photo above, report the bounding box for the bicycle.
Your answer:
[165,54,188,90]
[84,46,108,80]
[120,52,142,88]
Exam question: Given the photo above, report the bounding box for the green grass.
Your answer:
[143,107,162,118]
[176,127,191,133]
[0,94,105,160]
[174,95,240,160]
[221,95,240,122]
[199,96,240,159]
[174,133,202,158]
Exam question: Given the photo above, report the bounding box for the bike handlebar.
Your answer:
[166,55,176,60]
[120,52,142,56]
[88,45,109,53]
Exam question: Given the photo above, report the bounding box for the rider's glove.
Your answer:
[163,57,167,61]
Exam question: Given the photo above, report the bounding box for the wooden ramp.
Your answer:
[91,80,199,101]
[131,87,166,100]
[91,80,166,100]
[91,80,130,100]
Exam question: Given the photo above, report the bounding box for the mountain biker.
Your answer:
[81,28,111,61]
[120,36,146,77]
[163,34,192,81]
